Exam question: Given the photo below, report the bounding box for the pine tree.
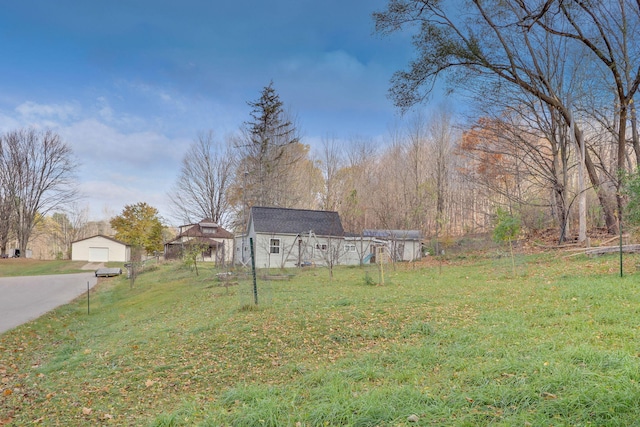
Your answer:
[238,82,303,208]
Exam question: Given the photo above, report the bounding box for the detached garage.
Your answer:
[71,235,130,263]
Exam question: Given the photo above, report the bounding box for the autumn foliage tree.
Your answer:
[460,110,580,241]
[460,118,525,209]
[110,202,164,259]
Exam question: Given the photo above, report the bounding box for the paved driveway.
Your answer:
[0,273,98,334]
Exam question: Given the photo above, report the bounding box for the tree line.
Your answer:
[374,0,640,243]
[172,0,640,246]
[169,70,638,248]
[5,1,640,258]
[163,83,544,244]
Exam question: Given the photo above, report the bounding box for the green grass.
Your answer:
[2,254,640,425]
[0,259,88,276]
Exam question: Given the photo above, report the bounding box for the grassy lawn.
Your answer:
[2,253,640,425]
[0,258,88,276]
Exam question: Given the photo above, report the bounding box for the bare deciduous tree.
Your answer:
[317,136,346,212]
[404,113,432,233]
[374,0,640,234]
[0,128,78,255]
[168,131,234,227]
[339,137,378,233]
[49,205,89,259]
[429,108,456,241]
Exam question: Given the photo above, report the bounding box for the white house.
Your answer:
[164,219,234,265]
[234,207,423,269]
[71,235,130,263]
[343,230,422,265]
[236,206,345,268]
[342,233,376,265]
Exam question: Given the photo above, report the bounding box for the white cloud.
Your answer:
[1,91,223,223]
[78,178,174,222]
[15,101,79,121]
[54,117,191,221]
[60,118,188,166]
[95,96,114,121]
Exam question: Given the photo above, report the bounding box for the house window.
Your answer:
[315,243,327,251]
[270,239,280,254]
[202,227,216,234]
[344,244,356,252]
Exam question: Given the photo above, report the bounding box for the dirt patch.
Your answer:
[81,262,104,270]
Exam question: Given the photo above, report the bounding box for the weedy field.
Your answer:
[2,253,640,426]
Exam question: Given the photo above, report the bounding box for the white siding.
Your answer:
[343,237,376,265]
[251,233,345,268]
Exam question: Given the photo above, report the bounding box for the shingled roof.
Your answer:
[363,229,421,240]
[179,225,234,239]
[166,219,234,249]
[250,206,344,237]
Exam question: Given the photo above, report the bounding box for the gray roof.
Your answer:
[251,206,344,237]
[362,229,422,240]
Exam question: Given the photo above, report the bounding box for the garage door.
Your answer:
[88,247,109,262]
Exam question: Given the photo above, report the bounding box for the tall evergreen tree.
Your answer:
[236,82,303,209]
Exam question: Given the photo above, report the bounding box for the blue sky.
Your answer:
[0,1,435,223]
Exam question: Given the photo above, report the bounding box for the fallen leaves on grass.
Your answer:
[0,411,13,426]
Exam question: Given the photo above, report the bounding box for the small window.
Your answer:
[270,239,280,254]
[344,244,356,252]
[315,243,327,251]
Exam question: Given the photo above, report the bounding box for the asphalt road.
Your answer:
[0,273,98,334]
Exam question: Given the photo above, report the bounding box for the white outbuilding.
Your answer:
[71,235,130,263]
